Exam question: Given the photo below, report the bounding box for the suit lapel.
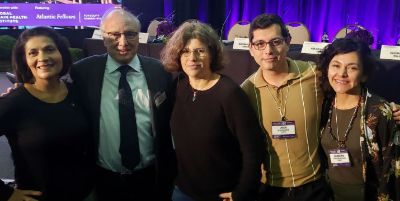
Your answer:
[139,55,156,94]
[138,55,158,138]
[91,54,107,140]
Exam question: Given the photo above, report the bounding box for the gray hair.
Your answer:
[100,8,141,31]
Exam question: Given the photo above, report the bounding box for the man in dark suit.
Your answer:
[70,8,175,201]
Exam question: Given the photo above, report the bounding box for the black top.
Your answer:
[171,74,265,201]
[0,84,95,201]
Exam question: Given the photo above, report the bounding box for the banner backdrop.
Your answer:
[0,3,115,26]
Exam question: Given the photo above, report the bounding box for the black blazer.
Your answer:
[70,54,176,198]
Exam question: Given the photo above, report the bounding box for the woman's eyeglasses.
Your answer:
[180,48,208,57]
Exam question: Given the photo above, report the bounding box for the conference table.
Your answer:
[83,38,400,102]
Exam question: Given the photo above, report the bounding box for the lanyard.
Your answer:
[265,83,291,121]
[327,96,361,148]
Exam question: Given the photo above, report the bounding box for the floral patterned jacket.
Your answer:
[321,89,400,201]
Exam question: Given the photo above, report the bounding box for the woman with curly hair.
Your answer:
[318,38,399,201]
[160,22,265,201]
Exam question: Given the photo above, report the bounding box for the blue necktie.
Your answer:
[118,65,140,170]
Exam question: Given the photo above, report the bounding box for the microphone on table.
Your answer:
[136,12,143,19]
[219,9,232,44]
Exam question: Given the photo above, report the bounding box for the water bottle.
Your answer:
[397,38,400,46]
[321,32,329,43]
[377,40,382,49]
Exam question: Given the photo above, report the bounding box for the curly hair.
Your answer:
[12,26,71,83]
[160,22,225,72]
[317,38,376,98]
[345,29,374,46]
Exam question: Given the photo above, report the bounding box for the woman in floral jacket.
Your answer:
[318,38,399,201]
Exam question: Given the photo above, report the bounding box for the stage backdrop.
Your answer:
[124,0,400,48]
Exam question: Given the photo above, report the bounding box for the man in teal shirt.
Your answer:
[70,8,175,201]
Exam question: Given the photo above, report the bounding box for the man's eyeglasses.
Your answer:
[104,31,138,41]
[180,48,208,57]
[251,38,286,50]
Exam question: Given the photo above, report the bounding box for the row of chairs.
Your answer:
[147,17,365,44]
[147,18,200,37]
[228,21,366,44]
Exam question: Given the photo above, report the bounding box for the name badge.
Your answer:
[154,91,166,107]
[271,121,296,139]
[329,148,351,167]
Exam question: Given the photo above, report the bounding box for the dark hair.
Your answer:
[160,22,225,72]
[317,38,375,98]
[345,29,374,46]
[249,14,291,42]
[12,26,71,83]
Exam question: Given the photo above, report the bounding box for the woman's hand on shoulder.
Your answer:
[7,189,42,201]
[1,83,22,97]
[390,102,400,124]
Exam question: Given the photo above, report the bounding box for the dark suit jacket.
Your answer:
[70,53,176,199]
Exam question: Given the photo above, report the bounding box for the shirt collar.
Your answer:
[106,54,141,74]
[253,57,301,88]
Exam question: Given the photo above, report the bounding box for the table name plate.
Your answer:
[139,32,149,44]
[301,41,329,54]
[380,45,400,61]
[233,37,250,50]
